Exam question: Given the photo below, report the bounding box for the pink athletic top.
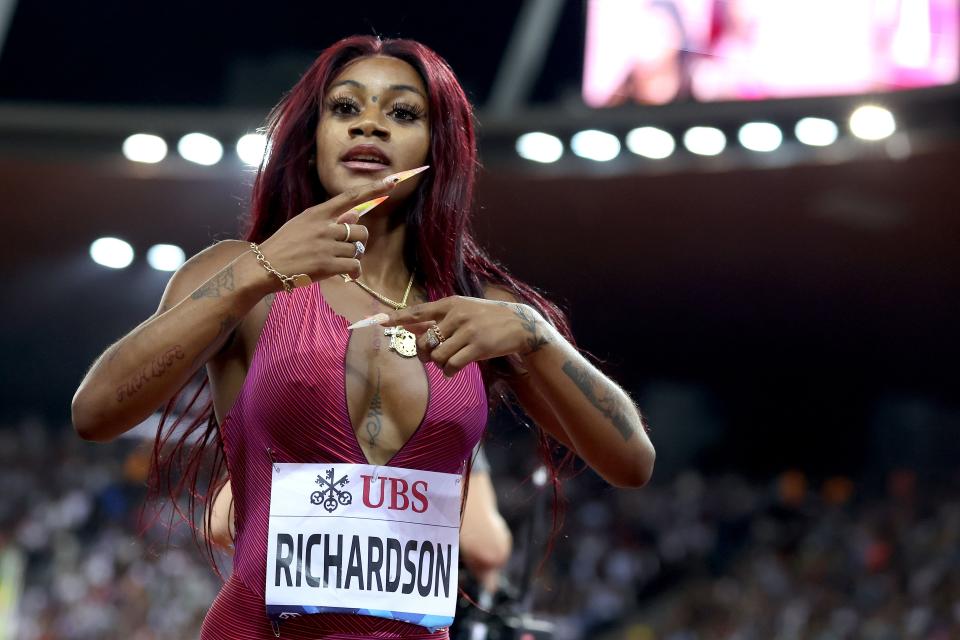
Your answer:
[201,283,488,639]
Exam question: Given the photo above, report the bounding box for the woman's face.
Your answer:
[315,55,431,201]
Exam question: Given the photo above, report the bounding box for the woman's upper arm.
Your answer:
[155,239,251,315]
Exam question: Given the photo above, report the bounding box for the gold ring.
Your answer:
[426,325,444,349]
[343,222,351,242]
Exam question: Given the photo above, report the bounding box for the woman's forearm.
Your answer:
[518,322,655,487]
[72,249,273,441]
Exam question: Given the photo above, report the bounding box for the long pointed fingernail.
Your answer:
[347,196,390,218]
[383,165,430,186]
[347,313,390,330]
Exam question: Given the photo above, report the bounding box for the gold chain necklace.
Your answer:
[341,271,418,357]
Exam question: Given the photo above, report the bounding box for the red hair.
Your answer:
[146,35,576,576]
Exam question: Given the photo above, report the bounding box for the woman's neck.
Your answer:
[353,210,412,294]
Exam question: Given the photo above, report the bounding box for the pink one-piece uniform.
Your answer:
[201,283,488,639]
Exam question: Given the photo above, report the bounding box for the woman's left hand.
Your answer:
[380,296,552,376]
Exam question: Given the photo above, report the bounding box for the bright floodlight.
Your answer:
[626,127,675,159]
[122,134,167,164]
[571,129,621,162]
[90,237,134,269]
[738,122,783,152]
[515,132,563,163]
[850,106,896,141]
[178,133,223,166]
[795,118,839,147]
[147,244,186,272]
[237,133,268,166]
[683,127,726,156]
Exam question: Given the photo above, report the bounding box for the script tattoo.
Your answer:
[191,266,235,299]
[365,369,384,448]
[561,360,635,442]
[116,346,186,402]
[512,304,549,354]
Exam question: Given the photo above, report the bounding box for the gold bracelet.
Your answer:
[249,243,312,293]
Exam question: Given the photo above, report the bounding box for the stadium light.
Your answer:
[850,106,896,141]
[147,244,186,272]
[683,127,726,156]
[178,133,224,166]
[795,117,840,147]
[122,134,167,164]
[515,132,563,163]
[90,238,134,269]
[626,127,675,159]
[571,129,621,162]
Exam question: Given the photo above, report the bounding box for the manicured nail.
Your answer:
[347,195,390,218]
[383,165,430,186]
[347,313,390,330]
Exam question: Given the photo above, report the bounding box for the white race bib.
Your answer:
[265,463,462,632]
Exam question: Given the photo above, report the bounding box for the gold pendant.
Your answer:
[384,326,418,358]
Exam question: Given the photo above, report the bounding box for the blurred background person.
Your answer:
[604,0,693,106]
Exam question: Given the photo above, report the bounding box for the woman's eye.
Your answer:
[329,97,359,115]
[390,103,424,122]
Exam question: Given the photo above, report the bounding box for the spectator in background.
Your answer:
[605,0,693,106]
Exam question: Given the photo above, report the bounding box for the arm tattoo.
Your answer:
[512,305,549,355]
[116,346,185,402]
[561,360,635,442]
[365,369,384,448]
[191,266,235,299]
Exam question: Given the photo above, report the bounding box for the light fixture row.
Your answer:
[123,133,267,166]
[89,238,185,271]
[516,105,897,163]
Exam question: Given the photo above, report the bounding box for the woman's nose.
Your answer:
[349,116,390,140]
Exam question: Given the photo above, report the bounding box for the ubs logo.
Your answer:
[309,468,353,513]
[361,474,429,513]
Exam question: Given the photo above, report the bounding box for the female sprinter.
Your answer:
[71,35,654,639]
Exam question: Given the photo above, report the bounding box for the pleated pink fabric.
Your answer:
[202,283,488,639]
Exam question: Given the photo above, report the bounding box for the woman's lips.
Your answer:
[341,160,391,172]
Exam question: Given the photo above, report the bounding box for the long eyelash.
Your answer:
[392,102,425,119]
[327,95,359,110]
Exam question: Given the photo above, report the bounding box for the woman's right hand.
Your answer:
[257,178,397,284]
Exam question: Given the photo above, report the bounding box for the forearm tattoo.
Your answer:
[561,360,635,442]
[116,346,185,402]
[192,266,235,299]
[513,305,549,354]
[365,369,384,448]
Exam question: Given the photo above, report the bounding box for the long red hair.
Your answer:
[146,35,576,576]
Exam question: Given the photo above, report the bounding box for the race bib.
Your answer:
[265,463,462,632]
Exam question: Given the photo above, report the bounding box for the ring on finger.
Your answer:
[425,325,445,349]
[352,241,365,259]
[342,222,351,242]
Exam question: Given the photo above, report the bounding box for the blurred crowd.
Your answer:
[489,435,960,640]
[0,420,225,640]
[3,418,960,639]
